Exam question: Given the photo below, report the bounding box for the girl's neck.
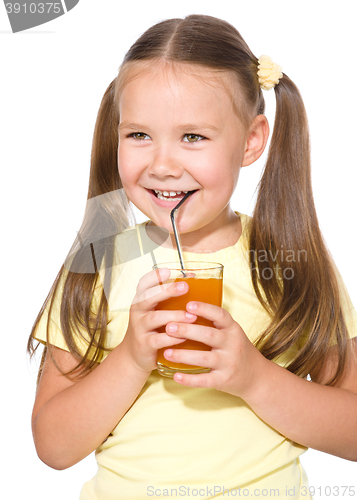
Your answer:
[146,209,242,254]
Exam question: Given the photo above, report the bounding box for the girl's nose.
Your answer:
[147,147,183,179]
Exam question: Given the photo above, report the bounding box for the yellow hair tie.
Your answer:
[257,55,283,91]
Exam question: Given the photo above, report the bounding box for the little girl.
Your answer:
[29,15,357,500]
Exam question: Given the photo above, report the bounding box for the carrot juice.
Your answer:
[153,262,223,378]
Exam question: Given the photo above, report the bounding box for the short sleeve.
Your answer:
[32,270,104,358]
[334,262,357,341]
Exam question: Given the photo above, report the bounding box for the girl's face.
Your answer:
[118,63,259,250]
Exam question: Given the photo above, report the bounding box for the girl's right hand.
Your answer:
[120,267,197,374]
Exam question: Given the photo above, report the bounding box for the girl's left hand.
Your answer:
[164,301,266,400]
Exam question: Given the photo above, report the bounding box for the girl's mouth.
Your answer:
[146,189,198,207]
[153,189,187,201]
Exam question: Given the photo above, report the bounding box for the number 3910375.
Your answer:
[5,3,62,14]
[301,486,356,497]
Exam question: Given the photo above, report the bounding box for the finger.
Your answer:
[132,275,189,311]
[145,309,197,331]
[165,322,220,348]
[136,267,193,293]
[186,301,232,330]
[163,346,214,369]
[148,332,187,352]
[173,371,213,388]
[135,267,170,296]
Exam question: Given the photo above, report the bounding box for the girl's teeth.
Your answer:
[154,190,187,195]
[162,191,182,196]
[157,194,182,201]
[159,196,180,201]
[153,189,188,201]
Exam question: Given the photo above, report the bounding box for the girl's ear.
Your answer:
[242,114,269,167]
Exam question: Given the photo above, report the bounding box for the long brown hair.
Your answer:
[28,14,349,385]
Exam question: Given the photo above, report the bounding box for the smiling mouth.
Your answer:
[150,189,197,201]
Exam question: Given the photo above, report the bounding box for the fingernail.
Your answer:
[176,282,185,291]
[187,302,197,310]
[185,312,195,319]
[165,349,173,358]
[167,324,177,332]
[160,268,169,279]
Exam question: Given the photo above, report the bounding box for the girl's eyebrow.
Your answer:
[118,121,220,132]
[176,122,220,132]
[118,122,146,131]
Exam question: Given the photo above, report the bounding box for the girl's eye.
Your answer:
[130,132,150,140]
[183,134,205,143]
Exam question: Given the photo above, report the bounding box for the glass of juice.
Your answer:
[153,261,223,378]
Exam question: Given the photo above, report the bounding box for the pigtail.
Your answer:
[88,79,121,199]
[28,80,130,381]
[249,74,348,384]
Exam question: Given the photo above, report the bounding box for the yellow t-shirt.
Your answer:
[33,213,357,500]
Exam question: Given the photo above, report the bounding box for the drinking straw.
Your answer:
[170,191,196,277]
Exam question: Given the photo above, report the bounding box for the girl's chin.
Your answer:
[147,219,172,230]
[148,218,195,233]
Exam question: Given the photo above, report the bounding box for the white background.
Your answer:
[1,1,356,499]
